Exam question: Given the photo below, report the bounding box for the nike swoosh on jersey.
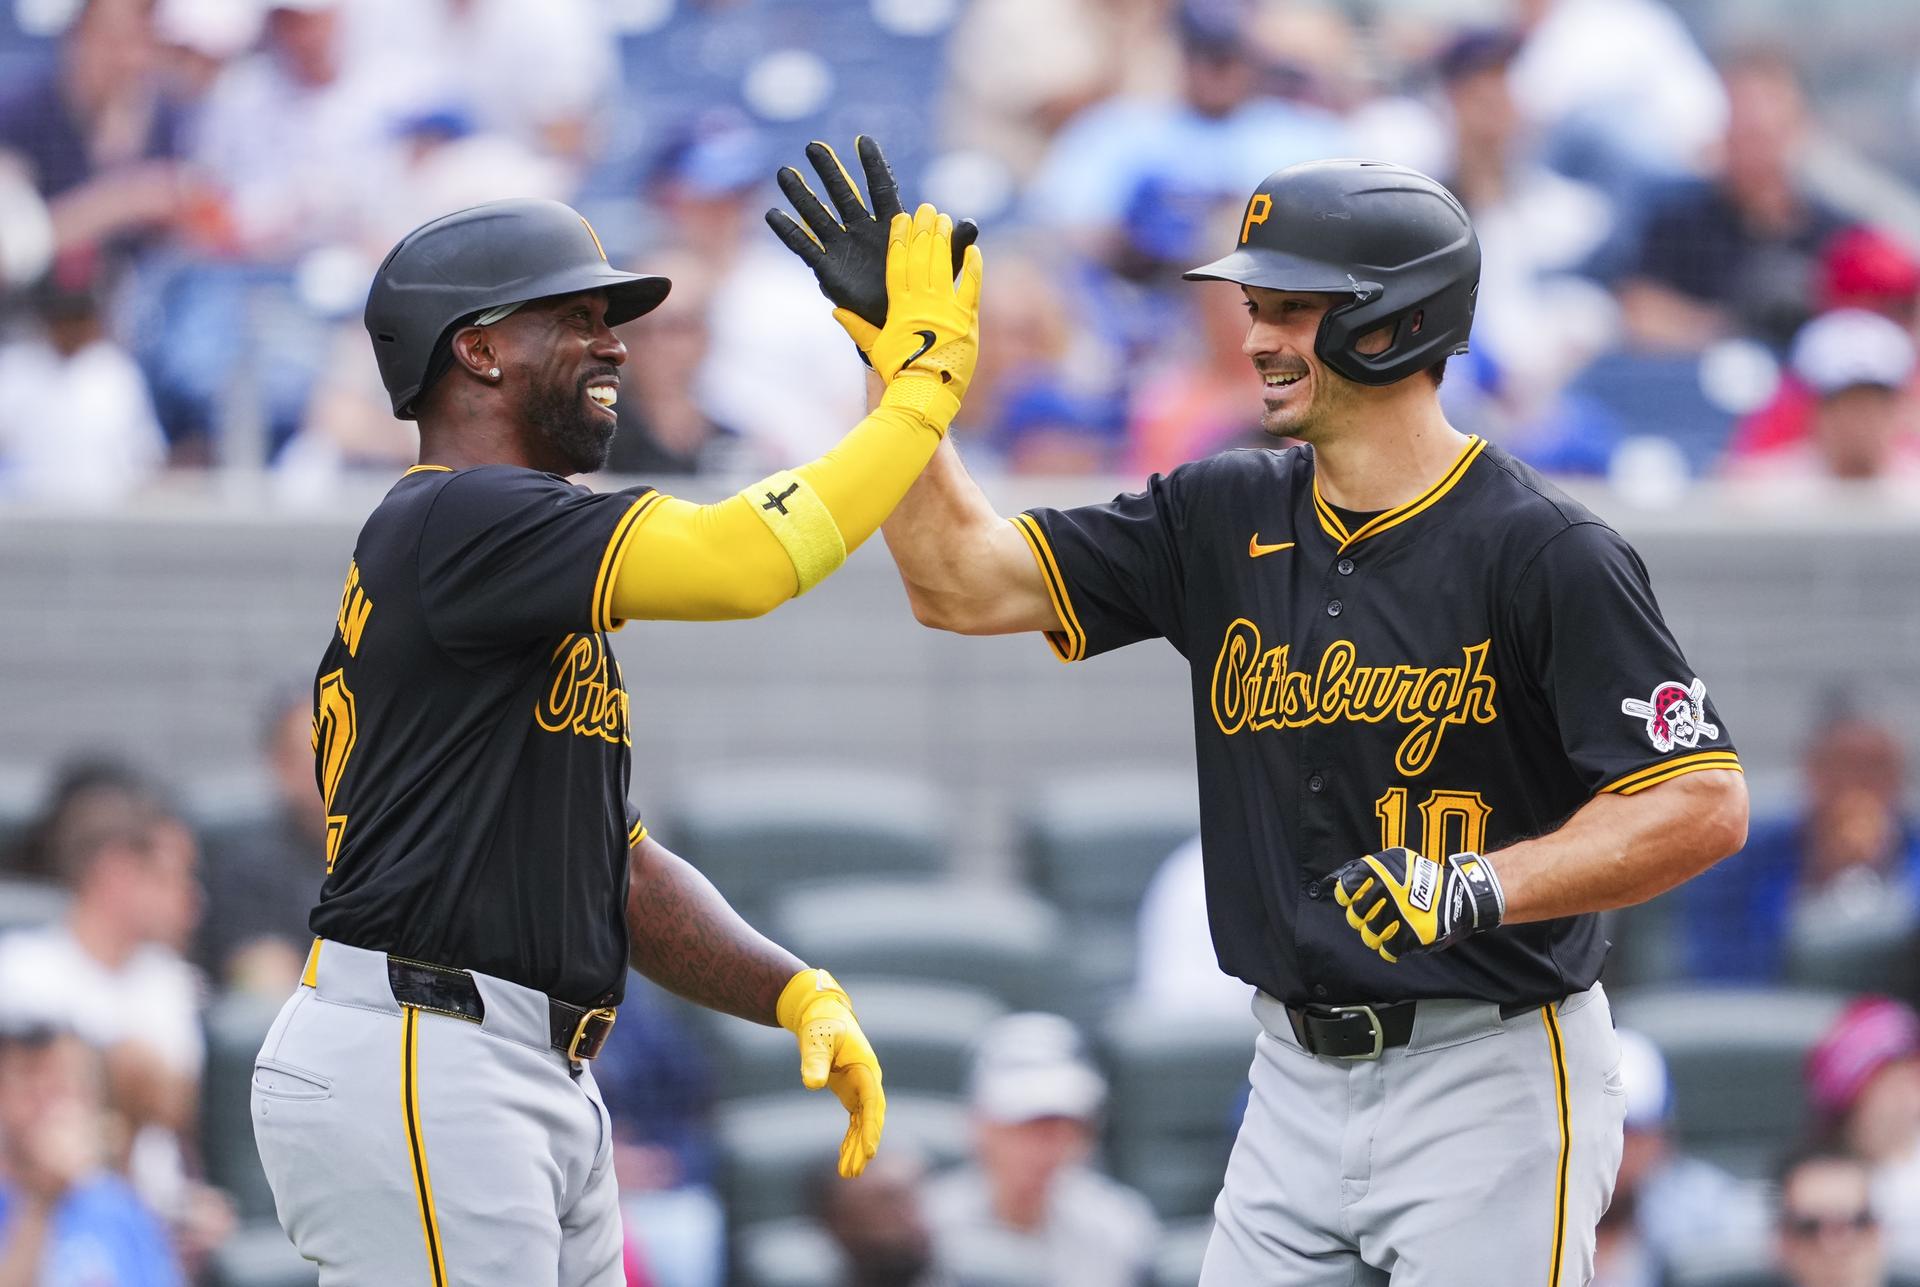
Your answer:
[1249,535,1295,558]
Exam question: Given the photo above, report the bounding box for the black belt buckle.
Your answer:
[1325,1004,1386,1060]
[566,1007,617,1064]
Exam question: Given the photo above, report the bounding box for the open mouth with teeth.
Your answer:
[1263,370,1307,394]
[586,384,618,413]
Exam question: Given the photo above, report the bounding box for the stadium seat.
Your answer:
[0,877,66,934]
[201,992,287,1224]
[1153,1216,1218,1287]
[732,1219,839,1287]
[1598,890,1687,991]
[1784,914,1916,997]
[715,1091,967,1228]
[768,880,1073,1018]
[1020,770,1200,1005]
[704,976,1007,1101]
[1611,986,1852,1178]
[1100,1004,1259,1220]
[205,1222,315,1287]
[667,765,948,922]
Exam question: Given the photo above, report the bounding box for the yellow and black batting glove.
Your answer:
[1325,848,1506,963]
[861,204,984,432]
[764,135,978,358]
[778,967,885,1178]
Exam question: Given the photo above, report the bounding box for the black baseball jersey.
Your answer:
[307,464,659,1007]
[1015,436,1739,1007]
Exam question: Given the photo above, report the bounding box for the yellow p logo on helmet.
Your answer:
[1240,193,1272,244]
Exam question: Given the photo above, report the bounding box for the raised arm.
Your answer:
[607,202,982,623]
[881,435,1061,636]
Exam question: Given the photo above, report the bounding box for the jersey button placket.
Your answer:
[1326,599,1343,617]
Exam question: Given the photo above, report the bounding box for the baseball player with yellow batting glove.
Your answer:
[1325,848,1507,962]
[779,968,885,1177]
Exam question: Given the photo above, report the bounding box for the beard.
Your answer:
[526,371,616,474]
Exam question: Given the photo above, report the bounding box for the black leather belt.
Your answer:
[1286,998,1540,1060]
[386,958,616,1064]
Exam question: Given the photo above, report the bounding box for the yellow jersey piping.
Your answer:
[1312,436,1486,551]
[1602,751,1743,796]
[1010,514,1086,662]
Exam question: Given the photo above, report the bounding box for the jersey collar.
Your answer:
[1310,435,1486,552]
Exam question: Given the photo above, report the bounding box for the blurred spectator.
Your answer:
[1730,226,1920,460]
[963,246,1120,473]
[189,0,406,257]
[0,249,166,505]
[1725,309,1920,485]
[591,980,723,1287]
[940,0,1178,183]
[1430,29,1616,421]
[0,155,55,291]
[924,1013,1158,1287]
[0,759,145,884]
[1598,1029,1766,1287]
[660,115,867,462]
[1807,999,1920,1265]
[1133,835,1254,1019]
[0,1025,183,1287]
[0,781,202,1216]
[193,688,322,995]
[606,250,757,478]
[1508,0,1727,189]
[1685,712,1920,982]
[1125,271,1263,476]
[815,1150,950,1287]
[1024,0,1347,262]
[1774,1147,1891,1287]
[0,0,194,262]
[143,0,411,460]
[1616,51,1846,353]
[350,0,616,170]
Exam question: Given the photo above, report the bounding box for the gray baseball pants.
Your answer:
[1201,984,1626,1286]
[250,940,623,1287]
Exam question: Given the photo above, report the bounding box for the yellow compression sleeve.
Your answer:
[607,390,943,622]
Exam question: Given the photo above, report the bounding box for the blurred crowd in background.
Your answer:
[0,0,1917,501]
[5,0,1920,1284]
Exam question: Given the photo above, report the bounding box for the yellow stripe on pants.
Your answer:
[402,1006,449,1287]
[1542,1004,1571,1287]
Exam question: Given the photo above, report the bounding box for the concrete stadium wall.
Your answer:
[5,474,1919,866]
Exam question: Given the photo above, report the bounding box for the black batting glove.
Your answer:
[765,135,979,330]
[1325,848,1506,964]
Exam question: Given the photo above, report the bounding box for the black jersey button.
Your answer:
[1337,558,1355,576]
[1327,600,1343,617]
[1313,984,1330,998]
[1306,880,1324,901]
[1308,774,1325,793]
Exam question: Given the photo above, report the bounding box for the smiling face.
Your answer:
[1240,286,1399,442]
[472,290,628,474]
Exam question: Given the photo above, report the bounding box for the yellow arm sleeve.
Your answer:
[607,386,944,622]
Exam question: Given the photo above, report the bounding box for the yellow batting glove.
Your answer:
[777,967,885,1177]
[861,204,984,435]
[1325,848,1506,963]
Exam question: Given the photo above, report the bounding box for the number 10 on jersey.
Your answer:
[1374,787,1491,857]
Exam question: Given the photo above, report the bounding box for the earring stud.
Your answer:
[488,367,501,380]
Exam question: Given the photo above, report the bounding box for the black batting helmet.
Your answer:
[1184,159,1479,386]
[365,199,671,418]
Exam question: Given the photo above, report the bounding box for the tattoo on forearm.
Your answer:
[625,841,801,1025]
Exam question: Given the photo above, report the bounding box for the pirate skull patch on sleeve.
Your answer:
[1621,678,1720,753]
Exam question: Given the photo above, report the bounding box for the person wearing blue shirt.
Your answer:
[1684,713,1920,982]
[0,1026,183,1287]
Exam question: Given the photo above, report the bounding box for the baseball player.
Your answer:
[250,195,984,1286]
[772,155,1749,1283]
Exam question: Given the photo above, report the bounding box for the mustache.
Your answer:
[1254,360,1309,376]
[577,366,621,388]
